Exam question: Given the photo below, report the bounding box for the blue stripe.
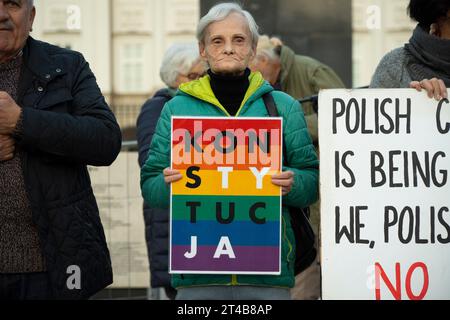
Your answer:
[171,220,280,246]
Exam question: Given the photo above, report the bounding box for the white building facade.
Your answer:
[32,0,200,130]
[352,0,415,87]
[31,0,416,128]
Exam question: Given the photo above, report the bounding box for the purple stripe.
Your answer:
[171,246,279,273]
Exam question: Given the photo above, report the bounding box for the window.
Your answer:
[121,43,144,93]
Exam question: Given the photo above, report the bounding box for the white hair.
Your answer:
[159,43,201,88]
[197,2,259,48]
[255,35,281,61]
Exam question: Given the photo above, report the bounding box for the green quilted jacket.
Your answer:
[141,71,319,289]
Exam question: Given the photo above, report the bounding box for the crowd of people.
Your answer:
[0,0,448,300]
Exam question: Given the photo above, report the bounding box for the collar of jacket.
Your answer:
[154,87,176,100]
[22,36,67,83]
[279,45,296,87]
[177,71,272,116]
[17,37,68,104]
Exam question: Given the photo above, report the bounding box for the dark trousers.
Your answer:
[0,272,51,300]
[164,286,177,300]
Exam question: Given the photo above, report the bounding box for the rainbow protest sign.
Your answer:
[170,117,282,275]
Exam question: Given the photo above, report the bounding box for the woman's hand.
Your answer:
[410,78,448,100]
[272,171,294,196]
[163,168,183,184]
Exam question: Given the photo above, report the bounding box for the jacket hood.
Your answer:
[177,71,273,116]
[279,45,296,85]
[22,36,69,82]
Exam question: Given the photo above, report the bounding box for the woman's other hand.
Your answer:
[163,168,183,184]
[410,78,448,100]
[272,171,294,196]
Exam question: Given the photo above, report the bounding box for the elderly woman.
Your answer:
[136,43,205,299]
[140,3,318,300]
[371,0,449,100]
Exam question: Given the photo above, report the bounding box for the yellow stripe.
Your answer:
[172,169,281,196]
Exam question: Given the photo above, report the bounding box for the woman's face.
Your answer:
[173,60,206,88]
[249,54,280,85]
[199,12,256,76]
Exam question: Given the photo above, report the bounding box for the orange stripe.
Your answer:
[172,144,281,170]
[172,169,281,196]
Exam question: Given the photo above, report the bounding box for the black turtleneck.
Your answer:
[208,68,251,116]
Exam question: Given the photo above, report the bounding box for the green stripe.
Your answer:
[172,195,280,222]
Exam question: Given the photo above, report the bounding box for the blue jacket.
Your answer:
[137,88,175,288]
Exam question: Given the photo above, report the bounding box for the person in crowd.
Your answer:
[250,35,345,300]
[136,43,206,300]
[371,0,449,100]
[141,2,319,300]
[250,35,345,145]
[0,0,121,299]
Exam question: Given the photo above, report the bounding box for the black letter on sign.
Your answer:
[216,202,235,224]
[371,151,386,187]
[437,98,450,134]
[384,206,398,243]
[332,98,346,134]
[186,202,201,223]
[335,151,356,188]
[250,203,267,225]
[335,206,354,244]
[186,166,201,188]
[438,207,450,244]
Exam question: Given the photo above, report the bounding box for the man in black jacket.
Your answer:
[0,0,121,299]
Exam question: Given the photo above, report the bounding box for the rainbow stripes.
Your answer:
[170,117,282,274]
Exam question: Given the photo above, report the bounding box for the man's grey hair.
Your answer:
[28,0,34,7]
[197,3,260,48]
[255,35,280,61]
[160,43,202,88]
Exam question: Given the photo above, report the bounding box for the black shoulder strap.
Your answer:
[262,93,279,117]
[262,93,289,167]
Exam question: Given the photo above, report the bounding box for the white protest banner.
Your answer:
[319,89,450,300]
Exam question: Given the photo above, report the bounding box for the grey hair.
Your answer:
[197,2,259,48]
[257,48,279,61]
[255,35,280,62]
[159,43,201,88]
[28,0,34,7]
